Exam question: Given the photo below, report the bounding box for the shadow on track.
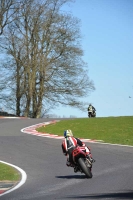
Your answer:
[65,190,133,199]
[56,175,86,179]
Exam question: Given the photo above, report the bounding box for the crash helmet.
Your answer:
[64,129,73,138]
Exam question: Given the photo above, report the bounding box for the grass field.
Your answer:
[0,163,21,181]
[37,116,133,146]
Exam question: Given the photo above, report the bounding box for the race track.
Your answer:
[0,118,133,200]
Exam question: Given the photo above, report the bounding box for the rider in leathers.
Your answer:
[88,104,96,116]
[61,129,94,172]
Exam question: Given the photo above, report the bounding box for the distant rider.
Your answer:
[88,104,96,116]
[61,129,94,172]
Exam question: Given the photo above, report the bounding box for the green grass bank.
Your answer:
[37,116,133,146]
[0,163,21,181]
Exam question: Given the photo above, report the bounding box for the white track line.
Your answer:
[0,161,27,197]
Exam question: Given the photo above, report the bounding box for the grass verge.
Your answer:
[37,116,133,146]
[0,162,21,181]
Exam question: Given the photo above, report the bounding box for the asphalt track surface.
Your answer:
[0,118,133,200]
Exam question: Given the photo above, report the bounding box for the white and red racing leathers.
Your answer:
[61,136,92,166]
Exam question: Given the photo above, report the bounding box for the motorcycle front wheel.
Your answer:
[78,158,92,178]
[88,112,91,118]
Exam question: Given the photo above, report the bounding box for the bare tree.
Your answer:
[0,0,22,35]
[0,0,95,118]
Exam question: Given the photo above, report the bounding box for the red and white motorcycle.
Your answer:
[71,145,94,178]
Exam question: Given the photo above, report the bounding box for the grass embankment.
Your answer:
[0,163,21,181]
[37,116,133,146]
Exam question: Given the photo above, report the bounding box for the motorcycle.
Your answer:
[88,110,96,118]
[71,145,93,178]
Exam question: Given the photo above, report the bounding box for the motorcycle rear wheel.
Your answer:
[78,158,92,178]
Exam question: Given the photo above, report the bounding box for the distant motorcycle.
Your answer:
[71,145,94,178]
[88,110,96,118]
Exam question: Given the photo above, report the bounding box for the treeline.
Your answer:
[0,111,16,117]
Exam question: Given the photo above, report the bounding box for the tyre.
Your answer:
[89,112,91,118]
[78,158,92,178]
